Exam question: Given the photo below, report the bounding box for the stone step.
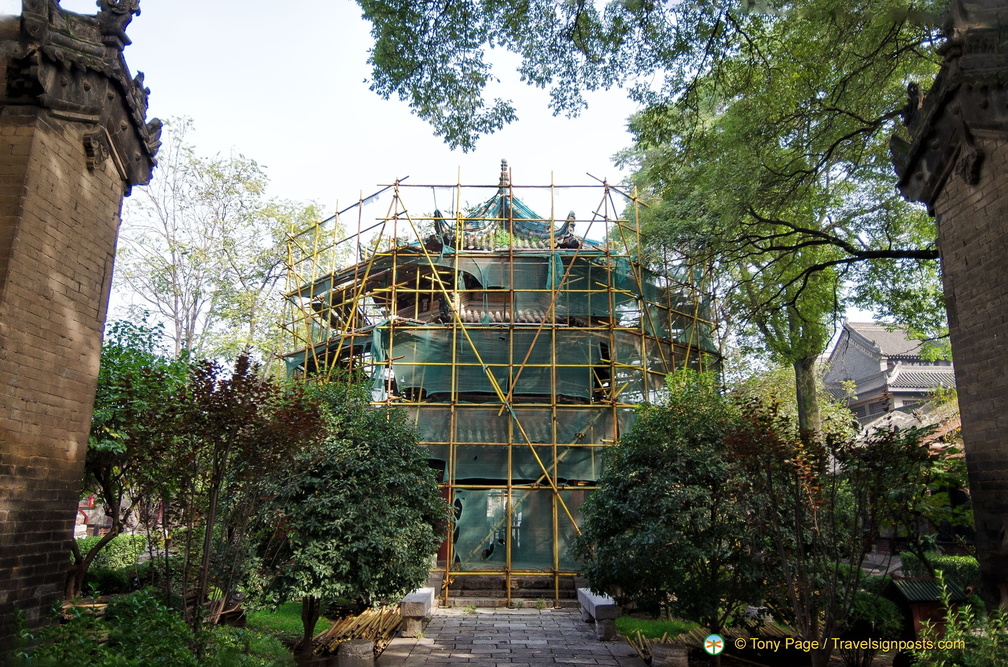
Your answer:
[441,596,580,609]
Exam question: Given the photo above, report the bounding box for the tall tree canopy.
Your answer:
[115,117,320,361]
[618,1,947,428]
[359,0,950,432]
[359,1,944,154]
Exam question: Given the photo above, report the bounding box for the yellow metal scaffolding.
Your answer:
[281,161,720,604]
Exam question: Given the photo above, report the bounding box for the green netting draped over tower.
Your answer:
[281,161,721,604]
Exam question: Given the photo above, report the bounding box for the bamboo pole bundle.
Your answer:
[315,606,403,655]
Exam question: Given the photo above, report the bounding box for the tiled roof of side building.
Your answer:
[845,321,924,357]
[824,369,889,397]
[888,367,957,389]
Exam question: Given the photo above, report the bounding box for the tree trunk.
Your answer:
[793,355,821,444]
[196,476,221,628]
[65,514,122,599]
[300,596,321,653]
[196,442,230,630]
[810,645,833,667]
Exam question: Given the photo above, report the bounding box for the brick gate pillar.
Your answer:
[0,1,158,641]
[891,1,1008,604]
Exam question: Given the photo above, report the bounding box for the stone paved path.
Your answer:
[377,607,646,666]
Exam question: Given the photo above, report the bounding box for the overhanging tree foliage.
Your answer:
[619,1,947,431]
[358,0,945,288]
[358,0,950,434]
[359,0,801,151]
[622,5,943,303]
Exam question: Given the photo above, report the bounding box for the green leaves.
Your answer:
[358,0,729,150]
[576,370,760,633]
[77,319,190,589]
[616,2,948,439]
[116,117,322,361]
[250,382,446,620]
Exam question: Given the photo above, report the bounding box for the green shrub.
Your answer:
[104,590,200,666]
[900,551,980,591]
[912,574,1008,667]
[575,371,759,632]
[24,589,199,666]
[83,567,132,595]
[75,534,147,570]
[861,573,892,594]
[18,589,293,666]
[847,590,903,637]
[84,560,174,596]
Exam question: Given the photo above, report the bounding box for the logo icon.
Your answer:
[704,634,725,655]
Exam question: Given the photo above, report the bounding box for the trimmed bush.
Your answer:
[75,534,147,570]
[900,551,980,590]
[83,567,132,595]
[861,574,892,594]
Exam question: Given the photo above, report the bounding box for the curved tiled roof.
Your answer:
[846,321,924,357]
[429,160,591,251]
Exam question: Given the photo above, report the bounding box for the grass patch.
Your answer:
[616,616,699,639]
[246,602,331,641]
[212,626,296,665]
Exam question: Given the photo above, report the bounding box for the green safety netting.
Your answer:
[449,488,586,571]
[282,182,721,575]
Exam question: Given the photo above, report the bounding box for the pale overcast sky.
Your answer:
[4,1,638,215]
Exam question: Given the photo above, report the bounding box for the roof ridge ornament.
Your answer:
[97,0,141,48]
[498,158,509,192]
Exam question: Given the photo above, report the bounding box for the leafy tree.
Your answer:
[731,361,859,444]
[839,580,903,667]
[69,319,189,599]
[575,371,761,640]
[250,382,446,651]
[358,0,780,151]
[866,430,972,579]
[726,399,950,667]
[620,2,945,435]
[358,0,943,179]
[358,1,949,432]
[736,259,838,440]
[172,356,326,630]
[115,117,321,360]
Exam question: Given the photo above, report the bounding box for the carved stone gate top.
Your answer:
[7,0,159,189]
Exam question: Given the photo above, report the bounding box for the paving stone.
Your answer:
[376,608,646,666]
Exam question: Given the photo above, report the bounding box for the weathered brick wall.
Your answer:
[934,136,1008,597]
[0,107,125,638]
